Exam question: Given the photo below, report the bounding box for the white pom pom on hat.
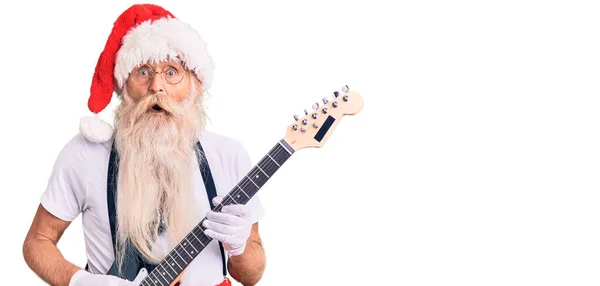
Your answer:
[80,4,214,143]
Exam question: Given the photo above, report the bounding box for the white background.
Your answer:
[1,0,599,285]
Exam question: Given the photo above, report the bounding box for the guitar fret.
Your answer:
[237,185,250,198]
[151,271,168,286]
[145,274,156,286]
[167,253,183,271]
[184,237,199,253]
[266,154,280,166]
[273,145,291,164]
[240,180,258,197]
[258,157,277,176]
[179,244,193,259]
[237,184,250,199]
[259,157,278,175]
[146,278,157,286]
[163,257,177,274]
[190,232,204,247]
[233,191,243,201]
[146,273,159,286]
[246,175,259,188]
[190,230,205,247]
[173,247,188,265]
[156,267,170,285]
[191,226,206,243]
[256,165,270,178]
[158,264,174,280]
[227,193,239,204]
[171,248,187,269]
[248,168,268,187]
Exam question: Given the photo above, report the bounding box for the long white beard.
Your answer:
[112,80,206,270]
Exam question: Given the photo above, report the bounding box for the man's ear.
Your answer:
[193,74,203,91]
[113,77,123,96]
[191,74,204,100]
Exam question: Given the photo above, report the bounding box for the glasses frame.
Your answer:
[129,61,187,86]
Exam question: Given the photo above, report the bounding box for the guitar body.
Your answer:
[133,267,231,286]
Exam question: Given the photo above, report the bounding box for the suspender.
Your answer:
[103,140,227,280]
[195,141,228,276]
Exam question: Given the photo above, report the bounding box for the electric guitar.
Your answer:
[130,85,363,286]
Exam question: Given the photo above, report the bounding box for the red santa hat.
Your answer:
[80,4,214,143]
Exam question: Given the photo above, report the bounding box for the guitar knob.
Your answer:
[333,91,339,98]
[302,119,308,125]
[332,101,339,108]
[311,113,318,119]
[322,97,329,104]
[312,102,319,110]
[322,107,328,114]
[342,85,349,93]
[292,124,298,131]
[293,114,299,121]
[313,123,319,128]
[301,127,306,132]
[343,95,349,102]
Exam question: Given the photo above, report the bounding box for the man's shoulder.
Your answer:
[56,132,113,163]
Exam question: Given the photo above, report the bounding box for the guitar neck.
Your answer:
[140,139,295,286]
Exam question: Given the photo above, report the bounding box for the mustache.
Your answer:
[129,93,186,120]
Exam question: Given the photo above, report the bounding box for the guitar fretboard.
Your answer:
[140,139,294,286]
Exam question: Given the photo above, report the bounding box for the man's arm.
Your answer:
[23,204,82,286]
[227,223,266,286]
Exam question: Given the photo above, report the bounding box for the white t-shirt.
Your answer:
[40,130,265,286]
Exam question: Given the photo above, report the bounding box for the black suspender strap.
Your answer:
[106,142,146,279]
[104,140,227,279]
[195,141,228,277]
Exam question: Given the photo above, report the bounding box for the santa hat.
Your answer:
[80,4,214,143]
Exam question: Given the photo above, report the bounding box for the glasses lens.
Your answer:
[131,65,153,84]
[163,63,184,85]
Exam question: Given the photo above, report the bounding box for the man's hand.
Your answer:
[202,196,253,256]
[69,268,147,286]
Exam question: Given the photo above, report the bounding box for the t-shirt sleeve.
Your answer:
[40,134,88,222]
[233,142,266,224]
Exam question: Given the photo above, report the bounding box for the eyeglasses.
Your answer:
[130,62,186,85]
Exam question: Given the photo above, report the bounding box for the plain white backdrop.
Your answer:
[1,0,600,285]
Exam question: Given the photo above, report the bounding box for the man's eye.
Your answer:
[139,69,149,76]
[166,69,177,77]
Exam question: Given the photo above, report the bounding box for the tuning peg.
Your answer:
[293,114,299,121]
[312,102,319,110]
[322,97,329,104]
[342,85,349,93]
[333,91,340,98]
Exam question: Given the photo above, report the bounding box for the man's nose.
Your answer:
[148,73,165,93]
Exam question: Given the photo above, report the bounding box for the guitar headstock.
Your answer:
[284,85,363,151]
